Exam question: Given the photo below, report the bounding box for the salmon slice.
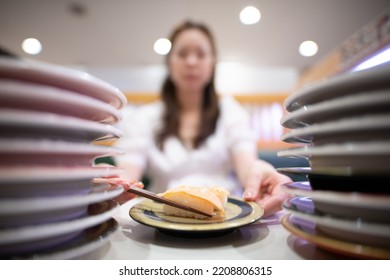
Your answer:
[161,185,229,219]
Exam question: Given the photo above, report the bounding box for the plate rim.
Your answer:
[282,206,390,238]
[277,141,390,158]
[129,196,264,233]
[0,138,123,156]
[0,166,124,183]
[282,181,390,209]
[0,109,123,141]
[0,200,119,244]
[0,78,122,124]
[280,114,390,143]
[283,62,390,112]
[281,214,390,259]
[276,165,390,176]
[0,186,124,214]
[281,90,390,129]
[0,57,127,109]
[11,218,119,260]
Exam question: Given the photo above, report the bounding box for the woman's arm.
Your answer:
[231,149,258,187]
[223,96,291,217]
[232,150,292,217]
[108,162,145,204]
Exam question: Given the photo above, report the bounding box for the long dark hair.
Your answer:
[156,20,220,150]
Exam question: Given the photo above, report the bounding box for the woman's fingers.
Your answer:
[94,177,144,204]
[243,165,292,217]
[243,162,264,201]
[256,193,286,218]
[112,181,144,205]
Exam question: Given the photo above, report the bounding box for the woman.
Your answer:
[115,20,291,217]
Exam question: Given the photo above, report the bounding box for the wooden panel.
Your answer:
[296,8,390,89]
[95,139,300,151]
[296,50,342,89]
[124,92,159,104]
[124,92,290,104]
[233,93,289,104]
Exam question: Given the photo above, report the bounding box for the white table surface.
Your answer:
[80,197,344,260]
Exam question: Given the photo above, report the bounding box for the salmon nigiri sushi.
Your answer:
[160,185,229,219]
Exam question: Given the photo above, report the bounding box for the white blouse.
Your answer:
[115,96,256,194]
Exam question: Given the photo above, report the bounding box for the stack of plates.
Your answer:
[0,57,127,259]
[277,62,390,259]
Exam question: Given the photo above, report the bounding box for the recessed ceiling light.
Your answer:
[68,2,87,17]
[153,38,171,55]
[299,40,319,57]
[239,6,261,25]
[21,38,42,55]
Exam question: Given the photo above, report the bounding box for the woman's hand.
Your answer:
[243,160,292,217]
[93,175,144,205]
[102,178,144,204]
[93,163,144,204]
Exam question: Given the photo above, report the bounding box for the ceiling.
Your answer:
[0,0,389,72]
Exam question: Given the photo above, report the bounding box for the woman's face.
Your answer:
[168,28,215,94]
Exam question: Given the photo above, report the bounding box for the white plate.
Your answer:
[283,181,390,211]
[277,141,390,172]
[0,185,124,227]
[0,166,123,197]
[13,219,118,260]
[0,200,119,257]
[284,61,390,112]
[282,188,390,223]
[276,166,389,192]
[285,196,315,214]
[281,90,390,128]
[0,57,126,109]
[130,196,263,237]
[277,166,386,176]
[282,214,390,259]
[0,109,123,142]
[283,204,390,248]
[0,166,123,183]
[0,79,122,124]
[281,114,390,144]
[0,138,123,167]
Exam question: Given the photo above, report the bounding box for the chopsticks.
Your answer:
[127,185,212,217]
[94,178,212,218]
